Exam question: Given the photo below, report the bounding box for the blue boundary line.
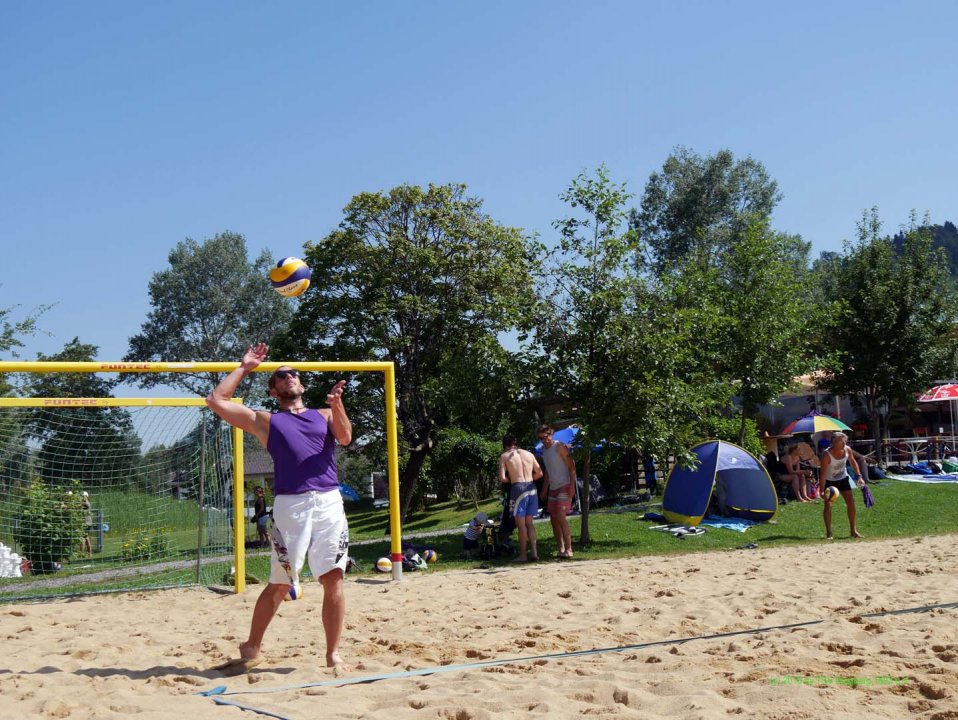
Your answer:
[199,599,957,702]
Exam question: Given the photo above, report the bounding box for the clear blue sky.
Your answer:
[3,1,956,363]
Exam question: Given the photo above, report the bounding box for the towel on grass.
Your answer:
[699,515,759,533]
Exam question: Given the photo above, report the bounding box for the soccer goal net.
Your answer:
[0,360,402,602]
[0,398,240,600]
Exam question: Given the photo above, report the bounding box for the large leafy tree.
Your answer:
[822,209,957,443]
[275,183,538,524]
[535,166,639,543]
[536,166,726,542]
[1,302,48,360]
[23,338,141,488]
[710,218,822,442]
[123,232,292,397]
[1,300,51,487]
[633,147,782,272]
[1,298,51,397]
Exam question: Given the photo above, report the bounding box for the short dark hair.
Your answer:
[502,433,518,449]
[536,424,552,436]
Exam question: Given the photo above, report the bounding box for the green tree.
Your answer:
[711,218,822,443]
[275,184,538,525]
[633,147,782,272]
[1,299,50,360]
[822,209,957,443]
[536,166,639,543]
[22,339,141,489]
[123,232,292,396]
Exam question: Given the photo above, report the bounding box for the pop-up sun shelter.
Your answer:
[662,440,777,526]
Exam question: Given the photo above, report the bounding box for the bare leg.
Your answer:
[526,517,538,560]
[516,520,529,560]
[549,515,564,555]
[319,569,349,670]
[240,583,288,659]
[789,476,808,501]
[557,510,573,557]
[823,501,833,540]
[843,491,862,537]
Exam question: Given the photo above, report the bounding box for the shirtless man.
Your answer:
[498,434,543,562]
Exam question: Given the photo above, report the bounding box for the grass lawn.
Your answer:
[242,478,958,581]
[6,479,954,598]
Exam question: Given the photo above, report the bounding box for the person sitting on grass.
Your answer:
[463,512,488,559]
[782,445,814,502]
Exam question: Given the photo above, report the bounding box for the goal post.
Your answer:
[0,360,404,597]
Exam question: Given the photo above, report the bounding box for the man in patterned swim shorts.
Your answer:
[536,425,577,558]
[498,433,543,562]
[207,343,352,674]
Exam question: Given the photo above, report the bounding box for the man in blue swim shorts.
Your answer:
[207,343,352,674]
[498,434,543,562]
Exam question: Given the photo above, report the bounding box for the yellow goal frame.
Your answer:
[0,360,404,588]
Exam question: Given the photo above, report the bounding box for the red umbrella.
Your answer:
[919,384,958,402]
[918,384,958,435]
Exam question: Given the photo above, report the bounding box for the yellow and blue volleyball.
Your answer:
[374,557,392,573]
[423,549,438,564]
[824,486,840,503]
[269,257,311,297]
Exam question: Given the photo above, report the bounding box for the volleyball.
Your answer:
[824,486,840,503]
[269,257,311,297]
[374,557,392,573]
[423,549,438,564]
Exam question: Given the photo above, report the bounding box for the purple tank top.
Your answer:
[267,409,338,495]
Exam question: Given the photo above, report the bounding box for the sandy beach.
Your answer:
[2,534,956,720]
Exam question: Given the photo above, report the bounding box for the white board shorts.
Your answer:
[268,489,349,599]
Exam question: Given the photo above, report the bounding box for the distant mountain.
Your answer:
[892,221,958,277]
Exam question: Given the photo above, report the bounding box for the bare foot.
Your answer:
[213,656,263,676]
[239,641,259,660]
[851,531,864,538]
[826,535,834,541]
[327,652,351,675]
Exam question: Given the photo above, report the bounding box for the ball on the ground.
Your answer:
[824,486,840,503]
[423,549,438,563]
[269,257,311,297]
[374,557,392,573]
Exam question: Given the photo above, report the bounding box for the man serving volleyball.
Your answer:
[206,343,352,674]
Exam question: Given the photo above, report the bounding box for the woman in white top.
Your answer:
[818,432,864,540]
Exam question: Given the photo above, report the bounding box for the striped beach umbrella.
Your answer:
[780,411,851,435]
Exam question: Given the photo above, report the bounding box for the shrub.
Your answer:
[119,527,173,563]
[13,478,86,574]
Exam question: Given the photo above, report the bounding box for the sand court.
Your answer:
[2,534,956,719]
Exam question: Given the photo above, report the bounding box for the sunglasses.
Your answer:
[272,369,299,380]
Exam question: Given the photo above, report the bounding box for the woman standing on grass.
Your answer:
[819,432,864,540]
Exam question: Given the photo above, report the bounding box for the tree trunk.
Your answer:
[579,446,592,545]
[383,445,429,536]
[738,408,748,445]
[865,396,881,464]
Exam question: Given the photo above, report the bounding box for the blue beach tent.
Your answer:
[662,440,777,526]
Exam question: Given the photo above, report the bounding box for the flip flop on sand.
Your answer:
[213,656,263,676]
